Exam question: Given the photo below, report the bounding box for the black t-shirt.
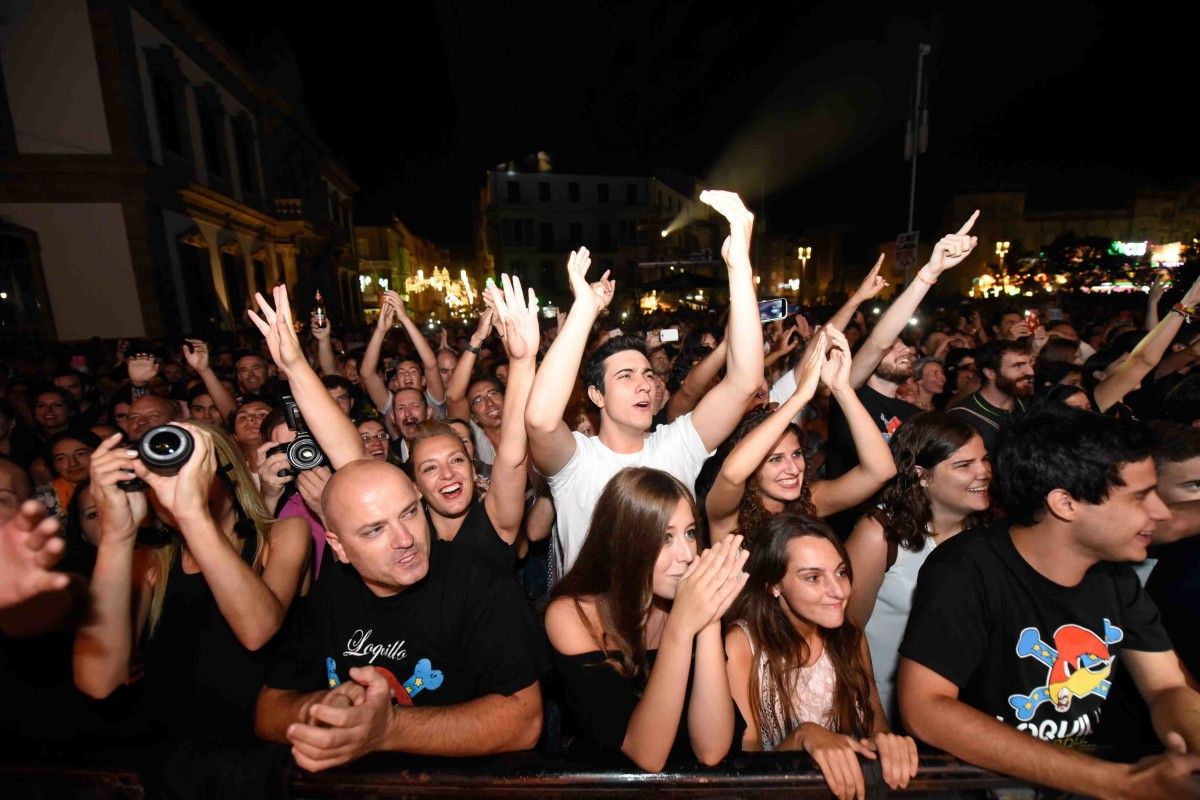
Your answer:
[434,498,517,570]
[825,385,920,479]
[900,523,1171,749]
[947,392,1026,455]
[1145,537,1200,677]
[265,539,545,706]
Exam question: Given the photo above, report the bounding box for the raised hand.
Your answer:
[88,433,148,541]
[255,440,295,499]
[853,255,888,300]
[0,500,70,608]
[1148,271,1169,305]
[794,313,814,341]
[925,210,980,276]
[565,247,614,317]
[382,290,408,321]
[248,286,306,372]
[668,535,750,637]
[820,327,853,393]
[126,354,159,385]
[797,328,829,398]
[129,423,215,527]
[486,274,540,362]
[311,315,332,342]
[700,190,754,271]
[182,340,210,374]
[470,305,495,348]
[1181,270,1200,308]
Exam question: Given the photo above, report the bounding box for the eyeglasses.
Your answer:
[470,388,502,407]
[360,432,390,443]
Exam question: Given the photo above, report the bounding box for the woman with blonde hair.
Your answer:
[74,421,310,742]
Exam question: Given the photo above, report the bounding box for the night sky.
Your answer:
[200,2,1193,249]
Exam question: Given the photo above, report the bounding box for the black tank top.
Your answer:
[142,533,267,741]
[428,498,517,570]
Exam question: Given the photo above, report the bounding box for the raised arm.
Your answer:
[690,191,764,450]
[1094,274,1200,413]
[311,316,338,377]
[0,499,70,613]
[849,211,979,388]
[74,434,149,697]
[705,331,827,542]
[389,291,447,404]
[666,340,727,423]
[827,254,888,333]
[1153,331,1200,381]
[446,308,494,421]
[482,275,540,543]
[1146,272,1167,331]
[525,247,614,477]
[359,300,398,414]
[249,287,368,468]
[811,329,897,516]
[182,340,237,422]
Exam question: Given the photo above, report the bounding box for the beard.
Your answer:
[994,372,1034,398]
[874,361,914,384]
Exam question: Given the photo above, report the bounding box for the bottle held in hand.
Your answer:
[312,291,327,329]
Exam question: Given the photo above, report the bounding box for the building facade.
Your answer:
[0,0,358,341]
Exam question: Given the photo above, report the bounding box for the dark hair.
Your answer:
[552,467,699,682]
[875,412,985,552]
[259,407,288,442]
[976,339,1028,379]
[64,477,93,546]
[1034,360,1084,392]
[45,429,102,480]
[993,410,1156,526]
[727,409,815,550]
[990,307,1022,332]
[729,513,874,740]
[185,384,214,405]
[583,335,649,400]
[1162,375,1200,425]
[667,344,711,393]
[1148,421,1200,469]
[1036,338,1081,366]
[34,385,77,413]
[1027,383,1091,416]
[233,350,267,366]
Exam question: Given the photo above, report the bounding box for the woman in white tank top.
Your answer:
[844,412,992,726]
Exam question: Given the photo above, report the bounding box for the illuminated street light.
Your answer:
[797,246,812,300]
[660,230,668,238]
[995,240,1011,275]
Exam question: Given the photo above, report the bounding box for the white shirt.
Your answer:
[469,417,497,466]
[547,412,714,576]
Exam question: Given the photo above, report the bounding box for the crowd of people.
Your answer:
[2,189,1200,800]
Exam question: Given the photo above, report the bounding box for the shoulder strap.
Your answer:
[952,405,1000,430]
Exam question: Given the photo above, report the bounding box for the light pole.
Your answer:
[904,43,932,287]
[797,246,811,301]
[995,240,1011,276]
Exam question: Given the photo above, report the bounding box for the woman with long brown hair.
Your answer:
[726,512,917,800]
[844,412,991,724]
[545,467,747,772]
[706,329,895,549]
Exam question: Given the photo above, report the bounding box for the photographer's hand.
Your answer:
[256,440,295,511]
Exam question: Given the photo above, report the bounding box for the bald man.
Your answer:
[254,460,544,771]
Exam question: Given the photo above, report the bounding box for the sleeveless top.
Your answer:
[864,536,935,726]
[428,498,517,570]
[142,533,266,741]
[733,620,836,751]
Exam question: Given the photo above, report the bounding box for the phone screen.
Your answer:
[758,297,786,324]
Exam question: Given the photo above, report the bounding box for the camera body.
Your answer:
[268,394,327,474]
[117,424,195,491]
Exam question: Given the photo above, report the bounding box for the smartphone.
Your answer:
[540,305,559,319]
[758,297,787,324]
[660,328,679,343]
[1024,309,1040,330]
[70,355,87,371]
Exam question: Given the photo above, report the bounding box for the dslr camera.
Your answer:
[117,424,195,491]
[266,394,327,475]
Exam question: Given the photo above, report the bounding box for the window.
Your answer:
[501,218,534,245]
[619,220,638,246]
[231,114,259,197]
[507,180,521,203]
[151,71,184,156]
[196,98,226,178]
[568,182,580,202]
[597,183,610,203]
[598,223,612,250]
[569,222,583,243]
[539,222,554,251]
[625,183,638,204]
[538,181,550,202]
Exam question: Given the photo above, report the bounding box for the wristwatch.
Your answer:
[465,342,481,355]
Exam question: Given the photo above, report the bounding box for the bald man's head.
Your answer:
[126,395,179,440]
[322,459,430,596]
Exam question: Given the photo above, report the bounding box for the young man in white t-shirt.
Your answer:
[525,191,764,574]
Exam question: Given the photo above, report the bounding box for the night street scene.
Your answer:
[2,3,1199,799]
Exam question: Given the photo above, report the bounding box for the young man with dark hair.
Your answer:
[321,375,356,416]
[898,410,1200,798]
[948,338,1033,453]
[526,191,763,574]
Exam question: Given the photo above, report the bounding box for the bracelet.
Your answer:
[1170,303,1197,323]
[916,270,937,286]
[465,343,481,355]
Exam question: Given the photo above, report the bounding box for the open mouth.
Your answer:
[1135,532,1152,547]
[634,401,651,411]
[967,485,988,494]
[439,483,464,501]
[776,477,800,489]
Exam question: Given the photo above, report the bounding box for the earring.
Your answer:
[772,589,781,598]
[920,480,927,488]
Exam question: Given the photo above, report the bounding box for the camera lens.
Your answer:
[287,434,326,471]
[138,425,194,475]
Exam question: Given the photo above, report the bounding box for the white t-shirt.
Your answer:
[547,412,714,576]
[469,417,497,466]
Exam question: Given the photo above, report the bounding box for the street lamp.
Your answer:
[797,246,812,300]
[995,240,1011,276]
